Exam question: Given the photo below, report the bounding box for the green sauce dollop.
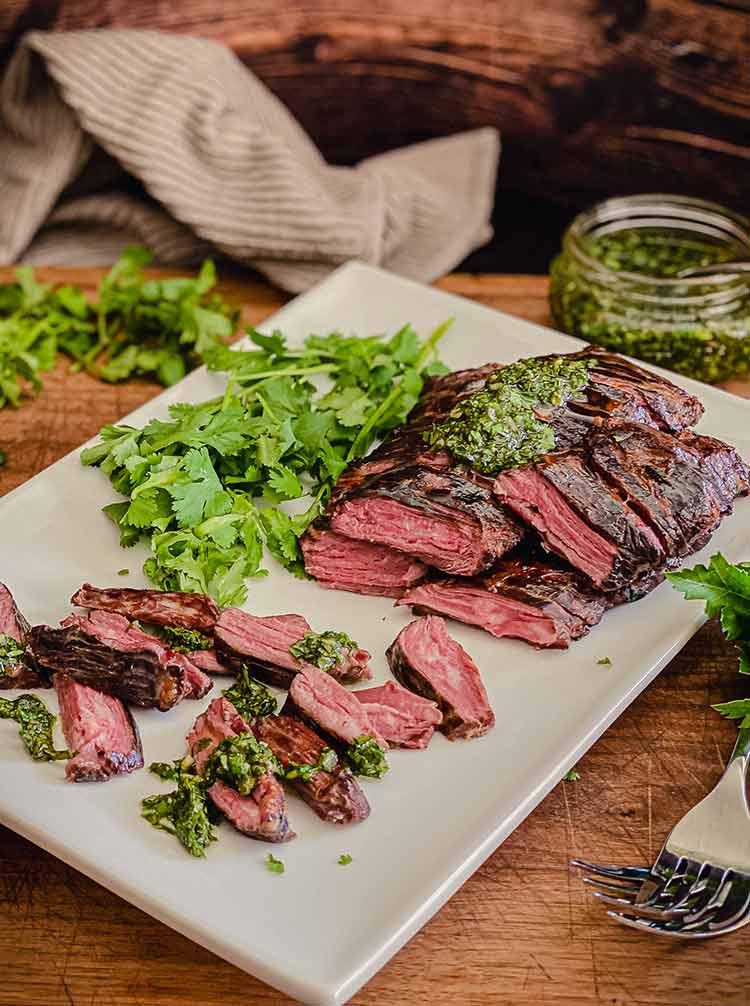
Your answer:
[422,356,592,474]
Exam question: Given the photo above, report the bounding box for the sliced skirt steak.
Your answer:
[55,672,144,782]
[387,616,495,740]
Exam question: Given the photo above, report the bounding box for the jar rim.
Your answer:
[563,194,750,294]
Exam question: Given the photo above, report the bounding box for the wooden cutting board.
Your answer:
[0,268,748,1006]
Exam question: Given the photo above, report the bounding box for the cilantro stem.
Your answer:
[236,364,336,383]
[346,318,453,461]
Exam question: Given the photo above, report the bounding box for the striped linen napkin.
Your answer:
[0,30,500,292]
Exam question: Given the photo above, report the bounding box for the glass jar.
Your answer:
[549,194,750,383]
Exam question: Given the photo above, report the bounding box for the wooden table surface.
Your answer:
[1,268,749,1006]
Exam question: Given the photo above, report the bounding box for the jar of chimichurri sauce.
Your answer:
[549,195,750,383]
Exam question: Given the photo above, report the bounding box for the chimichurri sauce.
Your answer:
[423,356,592,474]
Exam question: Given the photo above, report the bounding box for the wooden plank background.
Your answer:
[0,269,749,1005]
[0,2,748,271]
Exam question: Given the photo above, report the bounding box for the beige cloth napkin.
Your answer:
[0,30,500,292]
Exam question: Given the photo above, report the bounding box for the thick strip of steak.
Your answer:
[398,557,608,648]
[55,672,144,782]
[253,714,370,824]
[387,616,495,740]
[188,697,293,843]
[189,649,231,674]
[63,611,212,700]
[285,666,388,749]
[330,466,524,576]
[300,525,428,597]
[0,583,46,689]
[586,423,749,559]
[214,610,310,687]
[214,608,371,687]
[71,584,220,632]
[495,452,665,590]
[28,624,183,710]
[353,680,442,749]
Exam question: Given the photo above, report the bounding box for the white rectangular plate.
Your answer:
[1,262,748,1004]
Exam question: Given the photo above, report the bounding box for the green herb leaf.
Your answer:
[142,769,217,857]
[281,746,338,782]
[0,633,25,677]
[338,853,353,866]
[289,630,359,672]
[159,625,213,653]
[0,694,70,761]
[564,768,581,782]
[668,555,750,675]
[222,667,278,720]
[597,656,612,666]
[265,853,285,874]
[203,732,281,796]
[84,319,449,603]
[345,734,388,779]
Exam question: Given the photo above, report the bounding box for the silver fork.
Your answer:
[572,723,750,938]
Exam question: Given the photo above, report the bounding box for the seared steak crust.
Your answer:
[71,584,220,632]
[28,624,183,710]
[253,714,370,824]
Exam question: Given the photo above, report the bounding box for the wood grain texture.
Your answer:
[1,1,749,273]
[2,1,749,209]
[1,269,750,1006]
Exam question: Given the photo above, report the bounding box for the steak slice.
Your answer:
[495,452,665,590]
[253,714,370,824]
[55,672,144,782]
[0,583,46,689]
[63,611,213,700]
[353,680,442,749]
[285,666,388,749]
[587,424,749,559]
[398,557,608,648]
[330,466,523,576]
[28,624,183,711]
[70,584,220,632]
[214,610,311,688]
[187,697,293,843]
[189,649,231,674]
[300,525,428,598]
[214,608,372,687]
[387,616,495,740]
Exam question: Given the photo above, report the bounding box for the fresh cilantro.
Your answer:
[0,694,70,762]
[0,249,238,413]
[338,854,353,866]
[222,667,278,719]
[289,630,358,673]
[668,554,750,674]
[265,853,285,874]
[564,768,581,782]
[597,656,612,667]
[117,568,130,576]
[84,320,450,603]
[345,735,388,779]
[712,699,750,728]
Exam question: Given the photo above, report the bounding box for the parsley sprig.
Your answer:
[0,248,237,413]
[669,554,750,726]
[83,321,450,605]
